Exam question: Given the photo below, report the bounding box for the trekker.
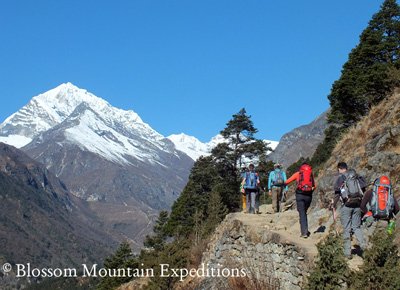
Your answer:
[284,162,315,238]
[361,176,399,233]
[242,164,260,214]
[240,167,248,212]
[268,163,288,212]
[331,162,366,259]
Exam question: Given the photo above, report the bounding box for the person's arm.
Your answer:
[333,175,345,194]
[282,171,288,191]
[284,172,299,185]
[268,172,273,191]
[360,190,372,214]
[332,175,345,208]
[393,195,400,215]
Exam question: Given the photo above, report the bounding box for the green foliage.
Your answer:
[203,191,228,236]
[312,0,400,168]
[219,108,270,169]
[349,229,400,289]
[144,238,189,290]
[144,211,169,251]
[306,233,349,290]
[98,108,266,290]
[97,242,138,290]
[328,0,400,127]
[167,156,219,237]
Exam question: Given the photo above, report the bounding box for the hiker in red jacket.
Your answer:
[284,163,315,238]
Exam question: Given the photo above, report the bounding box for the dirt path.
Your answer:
[236,204,364,270]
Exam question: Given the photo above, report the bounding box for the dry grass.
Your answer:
[319,89,400,178]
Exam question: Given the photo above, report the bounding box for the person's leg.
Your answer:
[272,187,279,212]
[303,194,312,235]
[340,206,353,257]
[246,189,251,213]
[352,207,366,250]
[296,194,308,236]
[250,190,256,214]
[255,189,260,213]
[242,193,247,212]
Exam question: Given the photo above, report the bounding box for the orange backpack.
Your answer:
[297,164,314,192]
[371,176,394,219]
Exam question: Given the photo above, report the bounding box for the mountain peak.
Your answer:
[0,84,147,149]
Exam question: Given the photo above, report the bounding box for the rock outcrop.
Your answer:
[268,110,328,168]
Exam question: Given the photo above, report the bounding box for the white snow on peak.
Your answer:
[0,82,162,140]
[0,83,169,165]
[167,133,210,160]
[0,135,32,148]
[64,109,159,165]
[168,133,279,161]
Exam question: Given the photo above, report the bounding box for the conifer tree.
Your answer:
[219,108,268,169]
[312,0,400,168]
[97,242,138,290]
[306,233,349,290]
[350,230,400,289]
[328,0,400,126]
[167,156,218,237]
[144,211,169,251]
[203,190,228,236]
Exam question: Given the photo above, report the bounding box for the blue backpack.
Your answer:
[244,171,258,189]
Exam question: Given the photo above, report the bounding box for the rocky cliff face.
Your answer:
[268,110,328,168]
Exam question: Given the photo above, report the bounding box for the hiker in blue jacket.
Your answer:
[268,163,288,212]
[242,164,260,214]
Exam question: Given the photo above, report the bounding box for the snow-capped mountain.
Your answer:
[0,83,194,248]
[168,133,279,161]
[0,83,177,166]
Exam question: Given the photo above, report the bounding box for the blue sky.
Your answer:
[0,1,384,142]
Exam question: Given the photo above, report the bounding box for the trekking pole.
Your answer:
[332,207,339,236]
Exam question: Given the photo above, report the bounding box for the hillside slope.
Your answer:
[317,89,400,204]
[0,143,116,288]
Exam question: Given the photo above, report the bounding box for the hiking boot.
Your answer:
[300,234,308,239]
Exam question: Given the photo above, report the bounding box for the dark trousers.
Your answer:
[296,193,312,236]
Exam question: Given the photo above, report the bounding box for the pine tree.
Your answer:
[312,0,400,168]
[350,229,400,289]
[97,242,138,290]
[220,108,269,169]
[144,211,169,251]
[167,156,218,237]
[203,191,228,236]
[306,233,349,290]
[328,0,400,126]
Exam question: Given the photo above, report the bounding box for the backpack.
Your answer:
[244,171,258,189]
[341,169,364,207]
[272,170,284,186]
[370,176,394,219]
[297,164,314,192]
